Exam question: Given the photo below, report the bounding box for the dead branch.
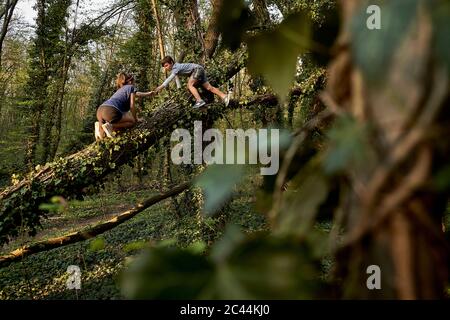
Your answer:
[0,181,190,268]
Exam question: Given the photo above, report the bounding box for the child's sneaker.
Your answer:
[193,100,206,109]
[102,122,115,138]
[94,121,103,141]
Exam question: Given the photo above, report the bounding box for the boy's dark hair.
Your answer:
[161,56,174,66]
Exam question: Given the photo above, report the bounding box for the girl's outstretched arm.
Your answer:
[130,93,137,121]
[135,91,154,98]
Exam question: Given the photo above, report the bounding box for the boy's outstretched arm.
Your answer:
[135,71,176,97]
[153,72,176,94]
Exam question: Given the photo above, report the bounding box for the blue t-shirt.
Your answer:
[161,62,203,87]
[102,85,135,113]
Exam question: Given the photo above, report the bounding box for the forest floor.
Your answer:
[1,167,448,299]
[0,171,268,299]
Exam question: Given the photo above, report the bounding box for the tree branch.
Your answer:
[0,181,190,268]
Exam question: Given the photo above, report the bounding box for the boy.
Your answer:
[150,56,230,108]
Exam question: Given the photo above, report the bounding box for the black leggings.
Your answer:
[97,105,122,124]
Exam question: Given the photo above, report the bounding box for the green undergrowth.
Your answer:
[0,174,267,299]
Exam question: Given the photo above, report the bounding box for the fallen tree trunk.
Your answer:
[0,54,246,244]
[0,181,190,268]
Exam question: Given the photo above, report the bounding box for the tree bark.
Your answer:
[203,0,223,61]
[172,0,203,62]
[151,0,165,60]
[328,1,449,299]
[0,0,18,69]
[49,0,81,161]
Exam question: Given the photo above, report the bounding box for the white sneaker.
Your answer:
[94,121,104,141]
[223,94,230,107]
[193,100,206,109]
[102,122,114,138]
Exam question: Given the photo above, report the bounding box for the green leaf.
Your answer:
[195,164,246,216]
[433,165,450,191]
[120,231,325,299]
[323,115,368,174]
[120,246,214,299]
[38,203,60,213]
[247,12,311,102]
[89,237,106,252]
[217,0,253,51]
[215,235,324,299]
[351,0,419,83]
[38,196,67,213]
[155,238,177,248]
[277,167,330,236]
[123,240,147,253]
[432,0,450,72]
[186,241,207,255]
[210,225,245,263]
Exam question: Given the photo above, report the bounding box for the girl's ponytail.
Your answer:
[116,72,134,88]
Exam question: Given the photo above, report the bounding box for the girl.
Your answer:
[95,72,148,140]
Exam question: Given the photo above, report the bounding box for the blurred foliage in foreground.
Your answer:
[120,0,450,299]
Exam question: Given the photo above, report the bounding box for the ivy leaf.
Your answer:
[213,235,324,299]
[120,229,325,299]
[38,196,68,214]
[89,237,106,252]
[247,12,311,102]
[277,167,330,237]
[120,246,214,299]
[323,115,369,174]
[432,0,450,72]
[217,0,253,51]
[195,164,246,216]
[433,165,450,191]
[123,240,147,253]
[186,241,207,255]
[351,0,419,83]
[210,224,245,263]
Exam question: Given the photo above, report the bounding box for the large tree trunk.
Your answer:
[172,0,203,62]
[0,55,246,245]
[151,0,165,60]
[0,0,18,68]
[328,1,449,299]
[203,0,223,61]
